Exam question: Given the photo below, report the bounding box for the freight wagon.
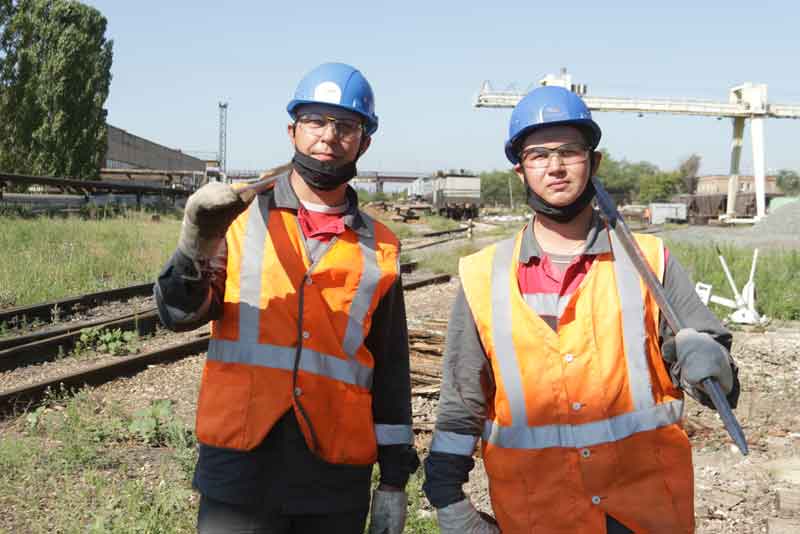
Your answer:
[408,170,481,220]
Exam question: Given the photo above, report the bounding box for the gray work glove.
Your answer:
[674,328,734,394]
[367,489,407,534]
[177,182,255,261]
[437,498,501,534]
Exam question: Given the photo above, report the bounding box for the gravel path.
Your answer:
[659,201,800,250]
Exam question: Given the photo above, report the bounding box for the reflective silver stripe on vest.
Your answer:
[430,430,480,456]
[239,195,270,342]
[609,230,654,411]
[522,293,572,319]
[492,237,528,426]
[208,338,373,389]
[375,424,414,445]
[481,230,669,450]
[342,214,381,358]
[482,399,683,449]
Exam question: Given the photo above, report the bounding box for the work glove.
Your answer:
[673,328,734,394]
[436,498,501,534]
[177,182,256,261]
[367,489,407,534]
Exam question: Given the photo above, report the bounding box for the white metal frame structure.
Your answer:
[475,71,800,221]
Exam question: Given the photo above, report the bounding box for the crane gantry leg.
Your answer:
[726,117,745,219]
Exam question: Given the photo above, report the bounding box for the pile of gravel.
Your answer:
[752,199,800,236]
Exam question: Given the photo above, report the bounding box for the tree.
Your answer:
[776,169,800,195]
[637,171,683,203]
[678,154,701,194]
[596,150,660,203]
[0,0,113,178]
[480,169,526,208]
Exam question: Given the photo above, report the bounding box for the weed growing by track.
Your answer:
[72,327,139,357]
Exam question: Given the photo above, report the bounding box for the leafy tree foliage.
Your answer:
[776,169,800,195]
[0,0,112,178]
[479,169,526,208]
[637,171,683,203]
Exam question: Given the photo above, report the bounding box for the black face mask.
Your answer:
[291,150,358,191]
[525,175,596,223]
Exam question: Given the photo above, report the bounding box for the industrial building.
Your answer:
[696,174,780,195]
[104,124,205,172]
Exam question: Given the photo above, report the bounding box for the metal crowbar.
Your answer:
[592,177,748,456]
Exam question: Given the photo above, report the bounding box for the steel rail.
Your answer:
[0,308,157,352]
[402,274,451,291]
[0,335,210,416]
[403,235,468,252]
[0,282,154,326]
[419,225,471,238]
[0,309,159,371]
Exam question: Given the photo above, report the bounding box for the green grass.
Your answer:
[423,216,462,233]
[365,468,438,534]
[378,214,464,241]
[666,241,800,321]
[0,211,181,308]
[0,386,439,533]
[0,390,197,533]
[383,219,417,240]
[417,243,483,275]
[401,471,439,533]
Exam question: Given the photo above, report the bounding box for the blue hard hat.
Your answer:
[287,62,379,136]
[504,86,601,164]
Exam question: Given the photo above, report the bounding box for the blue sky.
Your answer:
[87,1,800,177]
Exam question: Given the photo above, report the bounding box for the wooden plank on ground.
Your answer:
[768,518,800,534]
[777,489,800,514]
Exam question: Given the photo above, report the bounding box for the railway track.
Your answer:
[0,324,446,416]
[0,269,451,415]
[0,282,154,327]
[0,272,449,371]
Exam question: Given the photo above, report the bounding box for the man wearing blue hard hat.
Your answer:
[423,85,739,533]
[154,62,418,533]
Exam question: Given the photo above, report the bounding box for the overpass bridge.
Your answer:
[226,167,427,193]
[476,70,800,221]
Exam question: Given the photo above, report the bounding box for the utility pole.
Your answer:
[218,101,228,172]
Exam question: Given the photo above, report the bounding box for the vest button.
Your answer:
[302,331,310,339]
[581,448,591,458]
[572,402,582,411]
[564,353,574,363]
[294,387,303,397]
[305,277,313,286]
[591,496,601,505]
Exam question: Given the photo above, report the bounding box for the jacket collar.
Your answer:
[269,170,372,238]
[518,210,611,263]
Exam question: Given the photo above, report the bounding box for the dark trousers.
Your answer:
[607,514,634,534]
[197,495,369,534]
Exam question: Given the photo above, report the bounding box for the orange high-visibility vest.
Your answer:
[457,227,693,534]
[195,187,410,465]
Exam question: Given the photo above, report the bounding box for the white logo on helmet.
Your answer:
[313,81,342,104]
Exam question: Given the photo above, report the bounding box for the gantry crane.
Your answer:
[475,69,800,222]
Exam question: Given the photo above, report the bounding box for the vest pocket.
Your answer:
[328,387,376,466]
[196,363,253,450]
